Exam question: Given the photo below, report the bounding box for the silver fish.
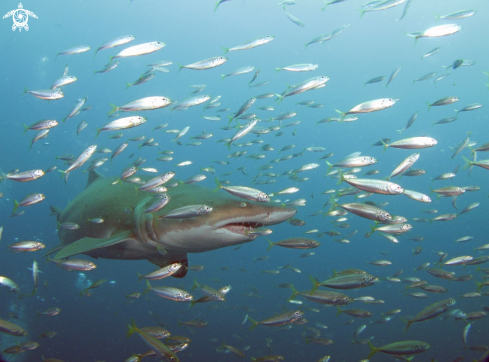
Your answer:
[110,41,165,60]
[222,36,274,53]
[56,45,90,61]
[178,56,227,72]
[94,35,135,58]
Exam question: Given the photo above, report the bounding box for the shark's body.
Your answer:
[49,171,296,278]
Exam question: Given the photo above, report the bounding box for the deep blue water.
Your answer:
[0,0,488,361]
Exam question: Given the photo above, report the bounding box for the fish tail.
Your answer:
[369,223,377,236]
[214,1,220,12]
[221,47,229,55]
[95,128,102,138]
[308,275,320,293]
[190,300,197,308]
[359,9,366,19]
[55,54,58,62]
[108,56,114,63]
[213,177,222,192]
[476,281,482,293]
[275,94,284,104]
[266,238,274,252]
[12,200,19,214]
[107,103,119,116]
[31,287,37,296]
[334,109,345,120]
[321,1,329,11]
[191,278,200,290]
[380,138,388,152]
[367,340,378,359]
[248,317,258,331]
[22,123,29,135]
[136,273,144,283]
[336,169,344,185]
[143,280,152,295]
[288,284,299,301]
[401,318,412,333]
[93,49,98,59]
[324,160,333,177]
[125,82,132,89]
[426,101,431,111]
[274,68,282,73]
[335,306,342,316]
[227,115,234,124]
[126,318,138,338]
[226,142,231,152]
[462,156,472,170]
[21,86,29,96]
[434,13,440,21]
[177,63,184,74]
[220,74,226,81]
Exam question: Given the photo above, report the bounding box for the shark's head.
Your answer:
[137,183,297,253]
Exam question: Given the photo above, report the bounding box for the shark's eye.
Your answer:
[240,202,247,207]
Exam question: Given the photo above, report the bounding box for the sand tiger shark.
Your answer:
[47,171,296,278]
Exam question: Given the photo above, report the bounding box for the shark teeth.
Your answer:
[220,222,263,236]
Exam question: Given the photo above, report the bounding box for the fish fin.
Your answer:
[86,170,104,189]
[22,124,29,134]
[308,275,320,293]
[367,340,378,359]
[93,49,98,59]
[191,278,200,290]
[136,273,144,283]
[336,169,345,185]
[275,94,284,104]
[380,138,388,152]
[288,284,299,301]
[12,200,19,214]
[143,280,152,295]
[426,101,431,111]
[54,230,135,259]
[177,63,184,74]
[248,317,258,331]
[43,245,64,259]
[324,160,333,176]
[335,306,342,316]
[49,205,63,221]
[126,318,138,338]
[434,13,440,21]
[462,156,472,170]
[107,103,119,116]
[125,82,132,89]
[266,238,274,252]
[21,86,29,96]
[274,68,282,73]
[221,47,229,55]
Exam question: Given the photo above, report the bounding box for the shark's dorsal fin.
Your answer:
[86,170,104,189]
[54,230,135,259]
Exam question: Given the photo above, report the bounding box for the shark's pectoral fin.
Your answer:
[146,253,188,279]
[43,244,65,258]
[54,230,135,260]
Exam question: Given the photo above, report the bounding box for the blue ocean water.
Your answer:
[0,0,488,361]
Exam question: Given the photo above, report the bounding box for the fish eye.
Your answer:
[240,202,247,207]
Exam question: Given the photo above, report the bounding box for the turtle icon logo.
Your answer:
[3,3,37,32]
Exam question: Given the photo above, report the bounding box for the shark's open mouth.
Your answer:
[220,222,264,237]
